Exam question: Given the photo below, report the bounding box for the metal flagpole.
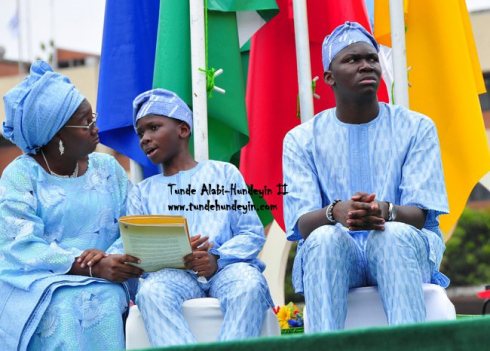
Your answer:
[389,0,409,107]
[263,0,316,304]
[132,2,208,186]
[187,1,209,284]
[189,0,209,161]
[292,0,314,123]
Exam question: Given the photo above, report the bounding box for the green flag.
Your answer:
[153,0,277,163]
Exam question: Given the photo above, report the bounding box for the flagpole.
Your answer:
[189,0,209,161]
[292,0,314,123]
[269,0,314,302]
[389,0,409,107]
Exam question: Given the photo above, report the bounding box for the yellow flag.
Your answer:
[373,0,408,46]
[374,0,490,237]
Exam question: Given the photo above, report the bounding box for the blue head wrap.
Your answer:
[322,21,379,71]
[133,88,193,131]
[2,60,85,154]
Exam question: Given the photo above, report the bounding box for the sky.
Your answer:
[0,0,105,62]
[0,0,488,62]
[467,0,490,11]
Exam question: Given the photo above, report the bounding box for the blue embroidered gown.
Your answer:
[0,153,129,350]
[283,103,449,330]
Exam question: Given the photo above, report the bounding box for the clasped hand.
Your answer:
[334,192,386,231]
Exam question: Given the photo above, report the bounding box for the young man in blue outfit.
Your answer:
[282,22,449,332]
[128,88,273,346]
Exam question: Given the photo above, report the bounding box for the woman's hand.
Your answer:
[77,249,107,268]
[91,254,144,282]
[190,234,210,251]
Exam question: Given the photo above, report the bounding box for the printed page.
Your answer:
[120,217,192,272]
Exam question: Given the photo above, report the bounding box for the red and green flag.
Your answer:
[240,0,389,229]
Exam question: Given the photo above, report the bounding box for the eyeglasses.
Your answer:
[65,113,98,130]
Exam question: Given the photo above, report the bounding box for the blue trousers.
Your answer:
[302,222,432,332]
[136,262,272,346]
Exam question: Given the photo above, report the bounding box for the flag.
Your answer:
[97,0,160,177]
[152,0,277,163]
[97,0,278,178]
[374,0,490,236]
[240,0,389,229]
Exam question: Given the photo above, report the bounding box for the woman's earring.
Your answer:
[59,140,65,155]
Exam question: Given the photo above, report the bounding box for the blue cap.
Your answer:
[133,88,193,131]
[322,21,379,71]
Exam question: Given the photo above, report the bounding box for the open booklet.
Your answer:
[119,215,192,272]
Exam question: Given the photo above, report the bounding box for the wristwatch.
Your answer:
[386,202,397,221]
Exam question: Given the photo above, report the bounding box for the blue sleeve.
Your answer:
[282,131,323,241]
[106,156,132,254]
[126,182,145,216]
[0,161,81,290]
[399,118,449,230]
[208,165,266,270]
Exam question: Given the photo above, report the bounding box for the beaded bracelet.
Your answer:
[326,199,341,224]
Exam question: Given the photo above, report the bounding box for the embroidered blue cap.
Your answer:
[322,21,379,71]
[133,88,193,131]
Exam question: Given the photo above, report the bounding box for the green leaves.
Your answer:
[440,208,490,286]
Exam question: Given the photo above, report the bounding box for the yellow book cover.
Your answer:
[119,215,191,272]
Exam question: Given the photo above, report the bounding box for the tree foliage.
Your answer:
[440,208,490,286]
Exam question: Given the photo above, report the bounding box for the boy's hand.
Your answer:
[183,251,218,278]
[184,234,217,278]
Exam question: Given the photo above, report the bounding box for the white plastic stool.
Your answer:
[126,298,280,349]
[183,298,280,341]
[303,283,456,331]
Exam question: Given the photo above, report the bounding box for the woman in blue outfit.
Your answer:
[0,60,142,350]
